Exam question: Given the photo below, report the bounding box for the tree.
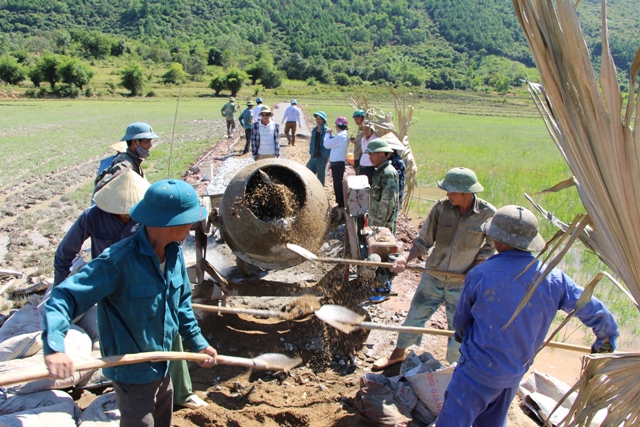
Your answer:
[0,55,26,85]
[162,63,186,84]
[334,72,350,86]
[185,55,205,78]
[32,53,61,88]
[281,53,309,80]
[120,62,146,96]
[58,57,93,89]
[260,69,283,89]
[209,73,226,95]
[224,68,247,97]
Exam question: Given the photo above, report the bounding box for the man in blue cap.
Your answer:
[43,179,217,427]
[95,122,159,192]
[252,97,264,123]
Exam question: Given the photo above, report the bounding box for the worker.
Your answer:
[43,179,217,426]
[54,170,148,287]
[221,96,239,138]
[358,121,378,185]
[281,99,302,146]
[365,140,399,235]
[238,100,255,155]
[252,97,264,122]
[52,171,209,410]
[95,122,158,192]
[350,110,366,172]
[251,106,280,160]
[306,111,331,186]
[373,167,496,369]
[324,116,349,208]
[435,205,619,427]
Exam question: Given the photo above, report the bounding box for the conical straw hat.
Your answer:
[110,141,128,153]
[94,170,151,215]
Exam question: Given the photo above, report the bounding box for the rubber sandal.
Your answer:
[372,355,406,371]
[368,295,389,304]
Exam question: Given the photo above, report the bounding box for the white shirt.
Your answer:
[281,105,302,126]
[324,130,349,162]
[257,121,277,155]
[360,134,378,167]
[252,105,264,122]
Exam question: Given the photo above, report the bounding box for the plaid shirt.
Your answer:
[251,121,280,157]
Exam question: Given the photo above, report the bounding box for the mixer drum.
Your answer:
[218,158,331,270]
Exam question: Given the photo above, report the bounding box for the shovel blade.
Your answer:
[315,305,366,334]
[254,353,302,371]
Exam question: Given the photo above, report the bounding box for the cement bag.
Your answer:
[0,297,43,343]
[406,363,456,415]
[0,390,74,415]
[0,390,80,427]
[0,331,42,362]
[79,391,120,427]
[4,325,94,394]
[74,305,99,342]
[354,373,411,427]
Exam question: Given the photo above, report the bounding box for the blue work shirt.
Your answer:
[43,226,209,384]
[53,206,140,285]
[238,107,253,130]
[455,249,619,389]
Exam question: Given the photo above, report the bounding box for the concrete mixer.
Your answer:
[195,158,331,281]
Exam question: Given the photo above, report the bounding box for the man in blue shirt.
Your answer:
[238,100,255,155]
[43,179,217,427]
[436,205,619,427]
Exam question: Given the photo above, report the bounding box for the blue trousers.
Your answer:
[306,157,328,186]
[436,366,518,427]
[397,273,463,363]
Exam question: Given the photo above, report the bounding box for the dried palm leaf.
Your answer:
[511,0,640,424]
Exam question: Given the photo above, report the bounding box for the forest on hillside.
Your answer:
[0,0,637,96]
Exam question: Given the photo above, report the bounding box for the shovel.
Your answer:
[286,244,465,279]
[315,305,593,354]
[193,303,293,320]
[0,351,302,387]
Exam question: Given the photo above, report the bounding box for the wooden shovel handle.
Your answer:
[0,351,263,387]
[313,256,465,279]
[358,322,592,353]
[193,303,285,319]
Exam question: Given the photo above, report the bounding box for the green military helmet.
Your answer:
[481,205,546,252]
[353,109,366,118]
[364,140,394,154]
[437,167,484,193]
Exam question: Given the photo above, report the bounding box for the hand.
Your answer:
[391,256,408,273]
[45,352,75,379]
[198,346,217,368]
[591,340,615,354]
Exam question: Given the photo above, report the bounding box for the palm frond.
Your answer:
[511,0,640,424]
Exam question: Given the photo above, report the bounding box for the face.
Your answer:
[446,191,473,207]
[169,223,194,242]
[132,139,153,151]
[363,126,373,138]
[354,116,364,126]
[315,116,325,126]
[260,113,271,124]
[368,151,388,167]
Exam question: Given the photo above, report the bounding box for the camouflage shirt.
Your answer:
[369,160,399,235]
[414,196,496,275]
[94,150,143,192]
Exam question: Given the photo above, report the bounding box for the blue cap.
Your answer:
[130,179,207,227]
[291,99,297,105]
[353,110,365,118]
[121,122,159,142]
[313,111,327,123]
[256,97,263,103]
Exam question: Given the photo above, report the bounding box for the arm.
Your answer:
[251,123,259,157]
[296,108,302,127]
[452,273,477,342]
[238,110,246,128]
[281,107,287,125]
[54,209,92,285]
[558,271,620,350]
[324,133,345,149]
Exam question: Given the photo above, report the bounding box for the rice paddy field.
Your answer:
[1,91,637,347]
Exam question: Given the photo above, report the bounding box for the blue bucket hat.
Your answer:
[130,179,207,227]
[121,122,159,142]
[313,111,327,123]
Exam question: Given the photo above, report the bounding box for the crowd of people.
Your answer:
[40,98,621,427]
